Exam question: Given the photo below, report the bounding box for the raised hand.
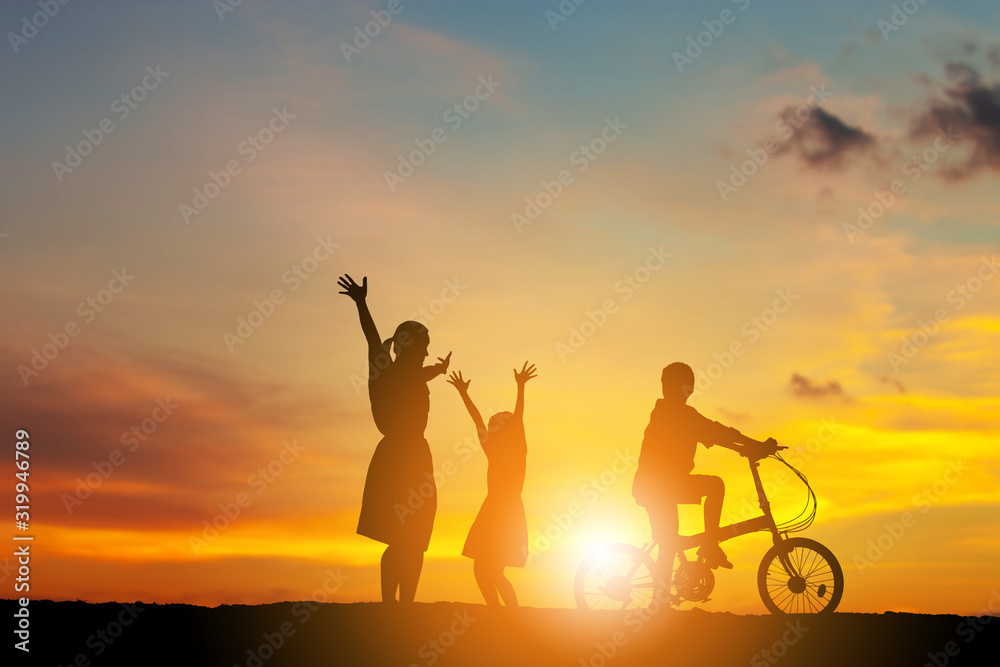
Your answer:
[435,351,453,375]
[337,274,367,303]
[513,361,537,385]
[447,370,470,393]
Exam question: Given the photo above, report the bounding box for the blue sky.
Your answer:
[2,0,1000,612]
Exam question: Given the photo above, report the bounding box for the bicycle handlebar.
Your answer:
[740,441,786,459]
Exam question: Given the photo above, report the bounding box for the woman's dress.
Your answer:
[356,362,436,551]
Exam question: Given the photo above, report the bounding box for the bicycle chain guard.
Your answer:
[673,560,715,602]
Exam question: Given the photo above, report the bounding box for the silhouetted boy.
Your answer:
[632,362,773,580]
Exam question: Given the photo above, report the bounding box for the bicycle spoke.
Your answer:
[805,558,829,579]
[799,550,814,577]
[754,541,843,615]
[796,547,808,573]
[772,586,795,608]
[804,550,823,578]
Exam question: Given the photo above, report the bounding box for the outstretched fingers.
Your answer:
[337,274,368,300]
[514,361,537,383]
[447,370,470,391]
[437,351,453,373]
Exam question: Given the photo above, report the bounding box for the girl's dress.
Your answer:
[356,361,436,551]
[462,419,528,566]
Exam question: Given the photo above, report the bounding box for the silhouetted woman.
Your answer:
[338,274,451,603]
[447,362,536,606]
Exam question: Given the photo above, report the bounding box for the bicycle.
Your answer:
[574,442,844,614]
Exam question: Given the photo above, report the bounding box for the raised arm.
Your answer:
[337,274,388,368]
[447,371,487,441]
[512,362,537,420]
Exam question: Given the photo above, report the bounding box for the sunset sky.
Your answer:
[2,0,999,616]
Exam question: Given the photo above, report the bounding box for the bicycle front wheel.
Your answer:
[757,537,843,614]
[574,543,658,611]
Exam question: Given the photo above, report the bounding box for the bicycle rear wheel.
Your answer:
[574,543,658,610]
[757,537,843,614]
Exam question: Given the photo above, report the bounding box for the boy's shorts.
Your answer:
[644,474,716,545]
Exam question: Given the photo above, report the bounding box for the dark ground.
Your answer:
[5,599,999,666]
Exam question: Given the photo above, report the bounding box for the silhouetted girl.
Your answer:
[447,362,536,606]
[338,274,451,603]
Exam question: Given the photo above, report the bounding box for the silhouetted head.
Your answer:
[389,321,429,364]
[661,362,695,403]
[488,411,514,433]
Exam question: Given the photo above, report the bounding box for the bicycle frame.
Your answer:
[576,447,842,613]
[671,456,801,577]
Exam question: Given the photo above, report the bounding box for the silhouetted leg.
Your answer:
[648,504,678,600]
[398,547,424,603]
[690,475,731,568]
[473,560,500,606]
[703,476,724,540]
[381,545,400,602]
[686,475,725,544]
[495,566,518,608]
